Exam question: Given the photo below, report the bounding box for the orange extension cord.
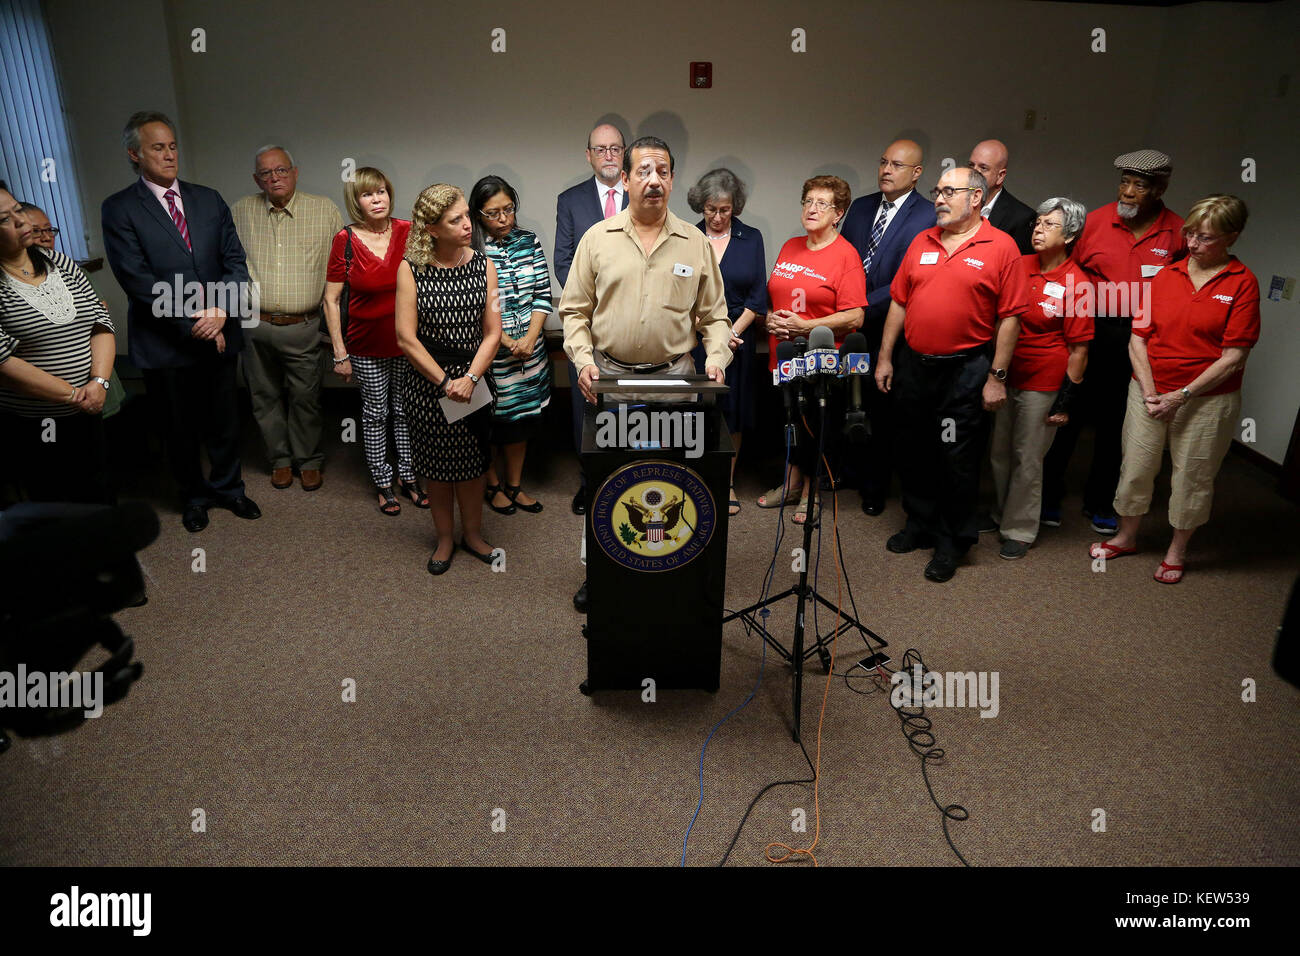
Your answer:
[763,417,844,867]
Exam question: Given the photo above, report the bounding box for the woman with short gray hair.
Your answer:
[686,168,767,516]
[986,196,1092,559]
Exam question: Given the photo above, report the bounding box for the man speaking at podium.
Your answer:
[559,135,732,610]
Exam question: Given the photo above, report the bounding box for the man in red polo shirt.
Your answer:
[1042,148,1186,534]
[875,167,1029,582]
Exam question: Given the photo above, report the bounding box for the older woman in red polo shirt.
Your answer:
[759,174,866,523]
[1089,195,1260,583]
[989,197,1092,559]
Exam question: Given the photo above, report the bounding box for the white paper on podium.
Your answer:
[615,377,690,385]
[439,378,492,422]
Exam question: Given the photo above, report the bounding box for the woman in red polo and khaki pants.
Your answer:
[1089,195,1260,583]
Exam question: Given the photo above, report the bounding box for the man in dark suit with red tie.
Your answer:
[554,122,628,518]
[840,139,937,515]
[102,111,260,532]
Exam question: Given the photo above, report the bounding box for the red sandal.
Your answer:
[1089,541,1137,560]
[1154,561,1184,584]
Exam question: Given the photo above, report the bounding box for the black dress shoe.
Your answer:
[182,505,208,533]
[573,580,588,613]
[923,553,958,582]
[459,538,496,565]
[222,495,262,520]
[861,498,885,517]
[427,545,455,575]
[886,528,934,554]
[571,486,587,515]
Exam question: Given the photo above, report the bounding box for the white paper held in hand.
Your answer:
[439,377,493,423]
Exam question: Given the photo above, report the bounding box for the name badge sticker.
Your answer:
[1141,265,1163,278]
[673,262,694,278]
[919,251,940,265]
[1043,282,1066,298]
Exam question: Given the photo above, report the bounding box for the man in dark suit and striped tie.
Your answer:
[840,139,937,515]
[102,111,260,532]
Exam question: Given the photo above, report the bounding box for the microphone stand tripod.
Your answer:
[722,382,888,742]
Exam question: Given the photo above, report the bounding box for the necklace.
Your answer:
[2,256,34,279]
[433,246,466,269]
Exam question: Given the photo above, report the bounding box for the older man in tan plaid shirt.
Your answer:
[232,145,343,490]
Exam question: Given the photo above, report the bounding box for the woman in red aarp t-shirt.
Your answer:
[758,175,867,523]
[1092,194,1261,584]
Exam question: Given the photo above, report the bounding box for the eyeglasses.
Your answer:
[880,159,919,172]
[31,226,60,237]
[801,198,837,212]
[1183,230,1224,245]
[254,166,293,181]
[480,205,516,221]
[1033,219,1063,231]
[587,145,624,157]
[929,186,978,200]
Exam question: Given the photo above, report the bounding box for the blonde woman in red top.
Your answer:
[323,167,424,516]
[1090,195,1260,583]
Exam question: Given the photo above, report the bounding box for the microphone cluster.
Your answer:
[772,330,874,445]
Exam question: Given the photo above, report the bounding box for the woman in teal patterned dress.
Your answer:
[469,176,552,515]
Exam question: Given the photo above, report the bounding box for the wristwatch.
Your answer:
[1180,387,1191,401]
[90,376,110,391]
[989,367,1008,382]
[466,372,481,384]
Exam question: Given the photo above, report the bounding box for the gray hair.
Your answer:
[1036,197,1087,243]
[254,144,295,169]
[687,168,748,215]
[963,166,988,201]
[122,111,176,172]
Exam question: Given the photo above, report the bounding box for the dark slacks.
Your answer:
[0,411,114,505]
[1043,317,1130,515]
[893,340,991,557]
[840,350,897,502]
[142,356,245,508]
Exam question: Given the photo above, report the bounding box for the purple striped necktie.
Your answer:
[164,189,192,251]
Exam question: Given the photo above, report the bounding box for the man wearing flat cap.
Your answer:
[1042,148,1185,535]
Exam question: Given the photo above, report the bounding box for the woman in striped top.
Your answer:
[469,176,552,515]
[0,187,117,503]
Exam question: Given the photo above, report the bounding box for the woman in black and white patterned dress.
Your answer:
[395,184,502,574]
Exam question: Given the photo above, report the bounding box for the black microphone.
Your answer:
[806,326,838,403]
[840,331,871,443]
[775,340,799,448]
[791,336,809,412]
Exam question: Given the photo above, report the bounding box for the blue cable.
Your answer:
[680,428,791,866]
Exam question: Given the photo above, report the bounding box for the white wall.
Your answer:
[44,0,1300,464]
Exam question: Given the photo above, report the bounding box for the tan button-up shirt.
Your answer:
[560,208,731,371]
[231,190,343,314]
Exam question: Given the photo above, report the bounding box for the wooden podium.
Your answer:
[579,377,732,694]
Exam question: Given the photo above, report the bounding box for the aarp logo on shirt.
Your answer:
[962,257,984,270]
[1212,294,1234,304]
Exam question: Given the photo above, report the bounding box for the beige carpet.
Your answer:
[2,400,1297,867]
